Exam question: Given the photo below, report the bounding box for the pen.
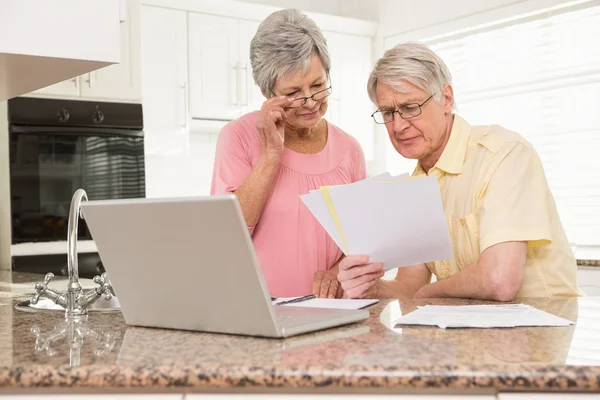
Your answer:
[274,294,316,306]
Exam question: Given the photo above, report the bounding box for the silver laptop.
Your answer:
[80,194,369,338]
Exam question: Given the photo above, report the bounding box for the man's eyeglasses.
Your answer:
[288,86,332,108]
[371,94,433,124]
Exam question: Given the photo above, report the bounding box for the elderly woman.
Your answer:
[338,42,581,301]
[211,9,367,298]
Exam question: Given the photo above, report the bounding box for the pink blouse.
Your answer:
[211,111,367,297]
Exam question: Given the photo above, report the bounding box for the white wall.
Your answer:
[378,0,574,42]
[145,131,219,198]
[237,0,379,21]
[372,0,577,177]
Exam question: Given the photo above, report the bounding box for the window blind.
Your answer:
[389,5,600,249]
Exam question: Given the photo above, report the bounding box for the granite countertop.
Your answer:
[578,259,600,267]
[0,273,599,394]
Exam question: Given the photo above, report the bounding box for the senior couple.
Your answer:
[211,9,581,301]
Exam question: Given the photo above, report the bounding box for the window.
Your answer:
[387,5,600,255]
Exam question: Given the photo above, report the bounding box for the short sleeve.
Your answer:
[210,124,253,195]
[478,143,552,252]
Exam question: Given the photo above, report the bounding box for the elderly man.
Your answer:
[338,42,581,301]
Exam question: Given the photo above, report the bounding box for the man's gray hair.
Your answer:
[367,42,453,105]
[250,9,330,96]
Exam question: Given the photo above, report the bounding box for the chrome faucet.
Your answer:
[31,189,115,318]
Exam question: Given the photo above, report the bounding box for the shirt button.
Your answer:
[460,218,466,227]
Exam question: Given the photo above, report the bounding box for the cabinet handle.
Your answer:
[72,77,79,89]
[180,82,188,129]
[242,62,250,106]
[86,73,94,88]
[232,62,239,106]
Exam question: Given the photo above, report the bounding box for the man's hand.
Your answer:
[338,255,384,299]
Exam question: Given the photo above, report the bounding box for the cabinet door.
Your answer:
[238,19,265,115]
[188,13,239,120]
[141,6,188,137]
[80,0,142,101]
[324,31,374,160]
[140,5,189,198]
[29,77,81,97]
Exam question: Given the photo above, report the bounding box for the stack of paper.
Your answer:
[301,173,453,271]
[395,304,574,329]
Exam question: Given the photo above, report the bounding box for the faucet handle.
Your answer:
[93,273,115,300]
[32,273,55,304]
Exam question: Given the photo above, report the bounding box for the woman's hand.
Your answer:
[256,96,293,158]
[338,255,384,299]
[313,268,343,299]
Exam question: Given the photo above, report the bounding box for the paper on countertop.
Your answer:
[273,297,379,310]
[395,304,574,329]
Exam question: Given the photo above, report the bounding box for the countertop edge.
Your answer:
[1,364,599,391]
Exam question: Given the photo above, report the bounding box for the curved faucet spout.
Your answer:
[67,189,88,295]
[30,188,115,319]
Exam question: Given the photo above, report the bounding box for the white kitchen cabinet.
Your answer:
[141,6,188,139]
[188,15,265,122]
[140,5,191,198]
[80,0,142,101]
[188,13,240,120]
[323,31,375,160]
[0,0,121,101]
[238,19,265,115]
[29,0,142,102]
[30,77,81,97]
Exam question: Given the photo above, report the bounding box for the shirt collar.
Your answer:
[413,114,471,176]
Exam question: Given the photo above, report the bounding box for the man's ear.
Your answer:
[442,83,455,114]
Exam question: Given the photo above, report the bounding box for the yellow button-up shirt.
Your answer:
[413,115,581,297]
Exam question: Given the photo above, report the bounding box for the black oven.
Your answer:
[8,97,145,276]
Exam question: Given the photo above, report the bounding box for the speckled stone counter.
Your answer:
[578,259,600,267]
[0,272,599,395]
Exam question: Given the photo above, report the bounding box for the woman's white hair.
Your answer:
[367,42,453,106]
[250,9,330,96]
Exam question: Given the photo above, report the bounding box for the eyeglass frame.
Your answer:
[272,85,333,107]
[371,94,434,124]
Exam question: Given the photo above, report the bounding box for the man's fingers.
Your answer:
[346,279,378,299]
[338,262,383,281]
[339,255,369,271]
[340,270,384,293]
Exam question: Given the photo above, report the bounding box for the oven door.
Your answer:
[9,126,145,244]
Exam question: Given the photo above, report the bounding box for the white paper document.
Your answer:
[300,174,453,270]
[395,304,574,329]
[273,297,379,310]
[301,172,400,248]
